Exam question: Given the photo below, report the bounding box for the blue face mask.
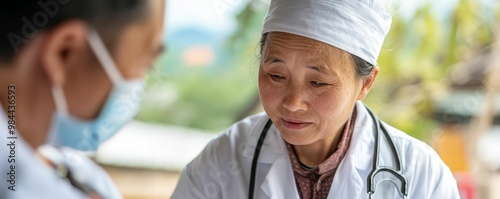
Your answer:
[48,29,145,151]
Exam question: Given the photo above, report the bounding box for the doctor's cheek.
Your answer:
[259,81,281,106]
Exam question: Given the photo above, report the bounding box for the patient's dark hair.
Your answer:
[259,32,374,80]
[0,0,149,62]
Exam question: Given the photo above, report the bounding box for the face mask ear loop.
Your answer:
[86,28,125,86]
[52,85,69,117]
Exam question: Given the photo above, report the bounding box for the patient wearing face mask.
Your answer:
[0,1,166,198]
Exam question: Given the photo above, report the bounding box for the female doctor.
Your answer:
[172,0,460,198]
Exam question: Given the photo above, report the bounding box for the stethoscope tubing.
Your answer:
[248,119,273,199]
[365,106,408,197]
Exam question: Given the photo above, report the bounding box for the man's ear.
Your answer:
[357,65,379,100]
[40,20,88,87]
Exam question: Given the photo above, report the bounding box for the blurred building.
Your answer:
[433,46,500,199]
[95,121,214,199]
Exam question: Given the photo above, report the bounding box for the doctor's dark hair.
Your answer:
[259,32,374,80]
[0,0,149,63]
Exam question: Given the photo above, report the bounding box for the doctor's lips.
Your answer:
[281,118,312,129]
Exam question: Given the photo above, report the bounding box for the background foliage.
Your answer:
[136,0,500,141]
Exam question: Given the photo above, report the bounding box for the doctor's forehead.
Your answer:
[263,32,352,68]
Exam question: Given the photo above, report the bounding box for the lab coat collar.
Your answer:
[257,126,300,198]
[261,157,301,198]
[242,116,287,164]
[347,101,377,171]
[328,101,377,198]
[240,115,299,198]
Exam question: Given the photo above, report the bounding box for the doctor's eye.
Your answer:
[269,73,285,81]
[310,81,328,87]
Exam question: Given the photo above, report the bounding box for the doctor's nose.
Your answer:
[282,86,307,112]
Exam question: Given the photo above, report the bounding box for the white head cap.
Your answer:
[262,0,392,66]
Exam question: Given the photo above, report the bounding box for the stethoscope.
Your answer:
[39,146,103,199]
[248,104,408,199]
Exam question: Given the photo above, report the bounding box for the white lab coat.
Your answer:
[172,101,460,199]
[0,103,121,199]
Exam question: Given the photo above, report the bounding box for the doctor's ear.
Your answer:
[357,66,379,101]
[40,20,89,87]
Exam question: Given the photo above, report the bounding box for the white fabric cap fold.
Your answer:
[262,0,392,66]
